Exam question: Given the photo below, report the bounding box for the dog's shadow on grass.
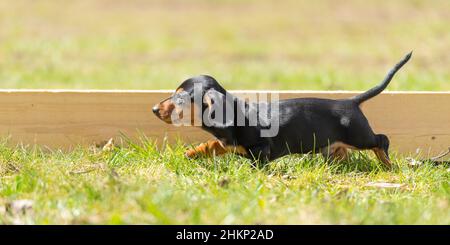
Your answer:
[263,152,391,176]
[326,154,391,174]
[180,149,395,176]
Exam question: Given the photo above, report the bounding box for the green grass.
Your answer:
[0,0,449,224]
[0,139,449,224]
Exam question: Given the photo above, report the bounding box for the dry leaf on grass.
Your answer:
[365,182,405,189]
[5,199,34,215]
[102,138,115,152]
[282,174,297,180]
[430,147,450,161]
[406,157,423,167]
[218,177,230,187]
[69,166,100,175]
[109,168,120,180]
[407,147,450,167]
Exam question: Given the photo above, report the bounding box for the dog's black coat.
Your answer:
[160,52,411,163]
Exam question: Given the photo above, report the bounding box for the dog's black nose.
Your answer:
[152,106,159,115]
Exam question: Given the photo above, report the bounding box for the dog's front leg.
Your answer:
[247,144,271,167]
[185,139,228,159]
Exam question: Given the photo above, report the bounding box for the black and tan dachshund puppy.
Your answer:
[153,52,412,167]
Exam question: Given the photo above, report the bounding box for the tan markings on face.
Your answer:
[172,88,186,121]
[174,88,203,126]
[156,98,175,123]
[155,88,187,124]
[174,92,202,126]
[203,93,213,111]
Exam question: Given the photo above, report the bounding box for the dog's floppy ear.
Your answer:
[203,92,213,111]
[203,89,233,128]
[203,89,224,111]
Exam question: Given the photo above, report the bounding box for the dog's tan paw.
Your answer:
[184,149,199,159]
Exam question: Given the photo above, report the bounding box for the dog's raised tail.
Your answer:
[352,52,412,104]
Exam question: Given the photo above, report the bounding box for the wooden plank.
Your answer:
[0,89,449,159]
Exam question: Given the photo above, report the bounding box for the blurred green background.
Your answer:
[0,0,449,90]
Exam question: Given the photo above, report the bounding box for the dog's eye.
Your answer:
[174,97,185,106]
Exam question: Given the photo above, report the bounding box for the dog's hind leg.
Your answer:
[247,144,271,166]
[342,111,392,167]
[333,147,349,161]
[346,131,391,167]
[321,142,349,162]
[372,134,391,167]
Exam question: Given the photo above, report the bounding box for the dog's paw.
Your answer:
[184,149,198,159]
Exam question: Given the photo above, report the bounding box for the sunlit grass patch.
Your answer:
[0,138,448,224]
